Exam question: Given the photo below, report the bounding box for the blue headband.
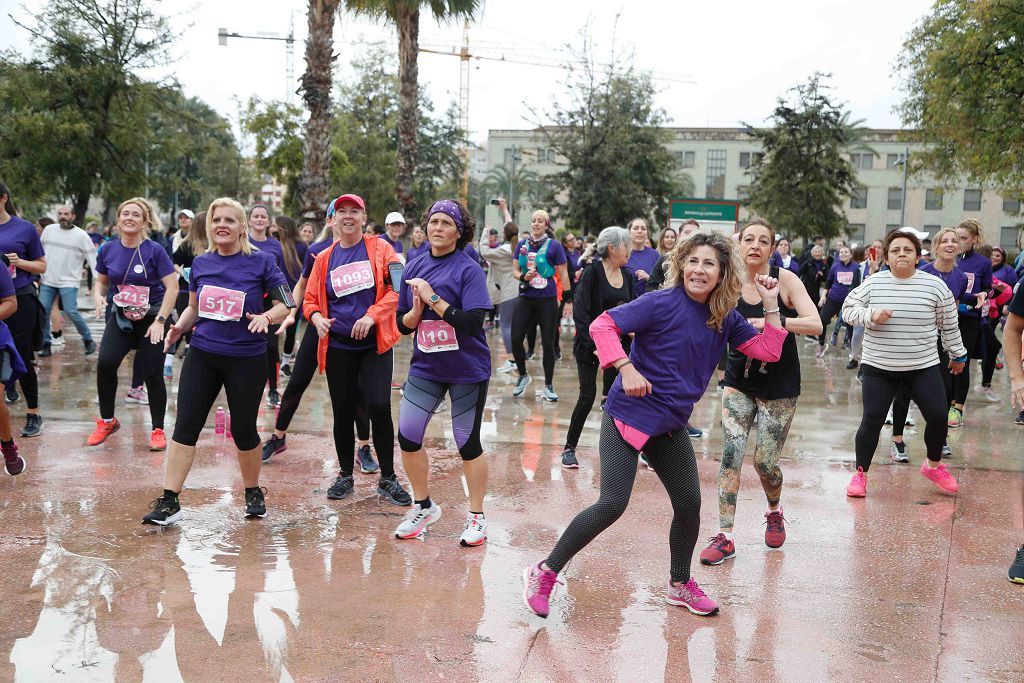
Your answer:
[429,199,464,235]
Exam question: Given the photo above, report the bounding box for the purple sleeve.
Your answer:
[548,241,567,266]
[981,261,993,292]
[460,261,493,311]
[25,228,44,260]
[301,250,316,279]
[396,259,414,313]
[188,257,201,292]
[725,308,758,348]
[263,254,289,290]
[606,293,655,336]
[0,267,14,298]
[825,264,837,289]
[95,245,109,275]
[151,243,176,279]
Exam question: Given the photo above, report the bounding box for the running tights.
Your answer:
[9,292,39,409]
[818,298,843,346]
[564,357,619,449]
[545,413,702,584]
[97,314,166,428]
[398,376,488,459]
[981,320,1001,386]
[324,346,394,477]
[952,315,980,406]
[498,298,517,355]
[512,296,558,384]
[275,326,317,432]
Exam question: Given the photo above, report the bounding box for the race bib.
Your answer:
[529,274,548,289]
[112,284,150,308]
[198,285,245,322]
[7,264,15,278]
[330,260,374,298]
[964,272,976,292]
[836,271,854,286]
[417,319,459,353]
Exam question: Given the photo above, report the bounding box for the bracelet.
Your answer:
[616,359,632,370]
[763,307,781,315]
[264,313,274,326]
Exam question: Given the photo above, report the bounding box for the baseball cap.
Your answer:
[328,194,366,216]
[384,211,406,225]
[898,226,929,240]
[177,209,194,219]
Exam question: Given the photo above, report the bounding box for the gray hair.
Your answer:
[588,226,629,260]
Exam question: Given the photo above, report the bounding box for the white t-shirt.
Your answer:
[40,224,98,288]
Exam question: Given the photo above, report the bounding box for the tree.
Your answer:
[744,73,864,243]
[483,164,542,218]
[897,0,1024,196]
[343,0,480,219]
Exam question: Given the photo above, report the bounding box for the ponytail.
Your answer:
[0,182,17,217]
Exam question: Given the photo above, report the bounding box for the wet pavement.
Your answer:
[1,318,1022,681]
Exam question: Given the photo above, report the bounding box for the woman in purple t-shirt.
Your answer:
[248,204,288,408]
[0,264,26,476]
[523,231,787,619]
[141,197,294,526]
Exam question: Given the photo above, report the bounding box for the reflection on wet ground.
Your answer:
[0,326,1022,680]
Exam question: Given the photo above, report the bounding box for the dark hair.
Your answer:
[247,203,271,220]
[366,221,382,235]
[38,217,55,229]
[992,246,1007,268]
[882,230,922,258]
[977,243,993,259]
[852,245,866,262]
[420,199,476,249]
[0,182,17,216]
[503,221,518,244]
[680,219,700,228]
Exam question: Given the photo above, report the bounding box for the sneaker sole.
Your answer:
[360,464,381,474]
[700,551,735,566]
[21,429,42,438]
[846,490,866,498]
[1010,576,1024,584]
[665,596,719,616]
[149,444,166,452]
[561,462,579,470]
[125,398,148,405]
[143,510,182,526]
[521,566,549,619]
[326,489,354,500]
[459,535,487,547]
[245,510,267,519]
[890,457,910,464]
[766,537,785,549]
[395,510,442,539]
[543,395,559,402]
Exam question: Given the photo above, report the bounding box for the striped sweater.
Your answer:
[841,270,967,371]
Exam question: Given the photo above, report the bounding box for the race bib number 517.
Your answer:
[198,285,245,322]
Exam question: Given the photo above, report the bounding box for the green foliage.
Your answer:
[897,0,1024,196]
[745,73,863,242]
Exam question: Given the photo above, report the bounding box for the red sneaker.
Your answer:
[764,509,786,548]
[699,533,736,565]
[149,428,167,451]
[87,418,120,446]
[2,440,24,476]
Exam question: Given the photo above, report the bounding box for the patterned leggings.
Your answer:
[719,388,797,530]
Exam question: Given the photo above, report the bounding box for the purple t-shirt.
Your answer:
[462,242,481,265]
[378,234,404,254]
[994,264,1018,288]
[325,241,377,351]
[605,287,758,437]
[95,239,175,308]
[515,238,567,299]
[301,239,333,279]
[0,216,45,291]
[397,249,492,384]
[956,250,994,317]
[0,265,15,298]
[626,246,660,295]
[825,261,860,302]
[407,242,429,263]
[920,262,969,301]
[188,250,288,356]
[250,235,286,275]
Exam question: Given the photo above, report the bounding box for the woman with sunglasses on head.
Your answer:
[248,204,288,408]
[0,182,46,438]
[89,197,178,451]
[142,198,294,525]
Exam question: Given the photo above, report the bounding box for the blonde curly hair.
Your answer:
[663,231,743,331]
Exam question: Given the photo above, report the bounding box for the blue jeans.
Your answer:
[39,285,93,344]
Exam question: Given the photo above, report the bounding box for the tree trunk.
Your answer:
[297,0,339,221]
[395,4,419,219]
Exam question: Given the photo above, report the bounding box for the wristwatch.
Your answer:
[428,294,441,307]
[156,315,167,323]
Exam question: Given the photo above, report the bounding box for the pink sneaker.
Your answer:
[699,533,736,565]
[522,563,563,618]
[2,440,24,476]
[666,578,719,616]
[920,461,959,493]
[764,509,786,548]
[846,467,867,497]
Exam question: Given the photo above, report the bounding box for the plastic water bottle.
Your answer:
[225,412,232,440]
[215,407,225,437]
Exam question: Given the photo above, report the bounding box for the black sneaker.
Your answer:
[846,359,858,370]
[5,387,19,404]
[281,363,292,377]
[600,398,607,411]
[327,474,355,500]
[357,445,379,473]
[554,348,562,361]
[21,414,42,438]
[38,344,52,357]
[142,494,182,526]
[84,339,97,356]
[261,434,286,463]
[244,487,268,518]
[266,390,281,408]
[377,474,412,506]
[561,447,579,469]
[1015,410,1024,426]
[525,350,535,360]
[1010,545,1024,584]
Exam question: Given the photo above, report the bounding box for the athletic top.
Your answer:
[406,242,429,263]
[301,239,333,279]
[1007,280,1024,319]
[189,249,288,356]
[956,250,993,317]
[249,235,286,276]
[824,260,860,302]
[994,264,1018,288]
[626,246,660,295]
[724,265,801,399]
[325,240,378,351]
[515,237,566,299]
[462,242,481,265]
[0,216,44,291]
[572,260,635,358]
[920,262,968,301]
[96,239,175,308]
[378,233,403,254]
[841,270,967,371]
[397,248,492,384]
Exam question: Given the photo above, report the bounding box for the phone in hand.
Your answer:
[388,262,405,292]
[868,247,878,262]
[490,198,502,206]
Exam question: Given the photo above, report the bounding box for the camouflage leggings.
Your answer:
[718,388,797,530]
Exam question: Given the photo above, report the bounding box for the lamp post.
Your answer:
[894,146,910,227]
[218,21,296,104]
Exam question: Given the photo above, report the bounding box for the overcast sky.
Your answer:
[1,0,934,145]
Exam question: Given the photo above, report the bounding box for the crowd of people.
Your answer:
[1,177,1022,624]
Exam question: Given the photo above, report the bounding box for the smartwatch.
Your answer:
[429,294,441,306]
[156,315,167,323]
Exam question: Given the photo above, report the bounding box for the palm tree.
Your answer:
[484,163,544,219]
[344,0,480,219]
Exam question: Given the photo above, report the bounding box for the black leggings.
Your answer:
[97,314,167,428]
[325,346,394,477]
[893,343,951,437]
[9,292,39,409]
[564,357,619,449]
[855,363,948,471]
[512,296,559,384]
[172,347,267,450]
[818,298,843,345]
[952,314,980,406]
[169,291,191,353]
[981,320,1001,386]
[265,324,281,392]
[546,413,702,583]
[283,316,299,356]
[275,324,318,432]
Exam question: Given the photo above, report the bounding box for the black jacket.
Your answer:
[572,260,635,358]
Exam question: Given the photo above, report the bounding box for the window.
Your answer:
[925,188,943,211]
[1001,226,1019,249]
[736,185,750,202]
[923,225,941,234]
[886,153,901,168]
[850,188,867,209]
[503,147,515,166]
[535,148,555,164]
[885,224,901,234]
[680,151,695,168]
[847,224,866,243]
[706,150,727,199]
[1003,197,1021,214]
[850,153,873,170]
[740,152,750,168]
[738,152,763,169]
[887,187,903,210]
[963,189,982,211]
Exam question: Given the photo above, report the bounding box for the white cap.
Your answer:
[898,226,929,240]
[385,211,406,225]
[177,209,195,219]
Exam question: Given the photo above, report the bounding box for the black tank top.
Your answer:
[723,264,801,399]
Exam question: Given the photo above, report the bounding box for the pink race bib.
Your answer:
[330,261,374,298]
[529,275,549,289]
[836,271,854,286]
[112,284,150,308]
[965,272,976,292]
[7,264,15,278]
[198,285,245,322]
[417,319,459,353]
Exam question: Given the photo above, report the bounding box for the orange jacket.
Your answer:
[303,235,401,372]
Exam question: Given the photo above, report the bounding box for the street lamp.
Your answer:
[893,146,910,227]
[218,20,296,104]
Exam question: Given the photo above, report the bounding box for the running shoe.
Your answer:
[512,374,532,397]
[884,407,894,425]
[920,461,959,493]
[163,359,173,380]
[666,578,720,616]
[5,387,19,404]
[459,513,487,547]
[149,428,167,451]
[87,418,120,446]
[975,384,1000,402]
[846,358,858,370]
[495,359,516,374]
[639,452,654,471]
[942,443,952,457]
[830,335,839,347]
[2,440,24,476]
[21,414,42,438]
[326,474,355,500]
[357,445,379,473]
[542,385,559,402]
[38,343,52,358]
[262,434,286,463]
[376,474,412,506]
[126,387,149,405]
[266,390,281,408]
[51,333,65,346]
[764,510,786,548]
[394,502,442,539]
[554,348,562,361]
[525,350,535,361]
[891,441,909,463]
[522,562,563,618]
[803,335,819,344]
[905,413,915,427]
[947,406,962,428]
[1016,410,1024,426]
[281,354,293,377]
[560,447,579,469]
[687,426,704,438]
[816,343,829,358]
[84,339,97,356]
[245,487,268,518]
[142,493,182,526]
[600,398,607,411]
[846,467,867,497]
[1010,545,1024,584]
[699,533,736,565]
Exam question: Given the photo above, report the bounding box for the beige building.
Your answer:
[484,128,1023,249]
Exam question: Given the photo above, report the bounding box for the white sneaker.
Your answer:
[884,407,894,425]
[639,453,654,471]
[904,413,915,427]
[51,335,66,347]
[513,375,532,397]
[496,359,516,374]
[394,503,442,539]
[975,385,1000,402]
[541,385,559,402]
[459,513,488,547]
[816,343,829,358]
[890,441,910,463]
